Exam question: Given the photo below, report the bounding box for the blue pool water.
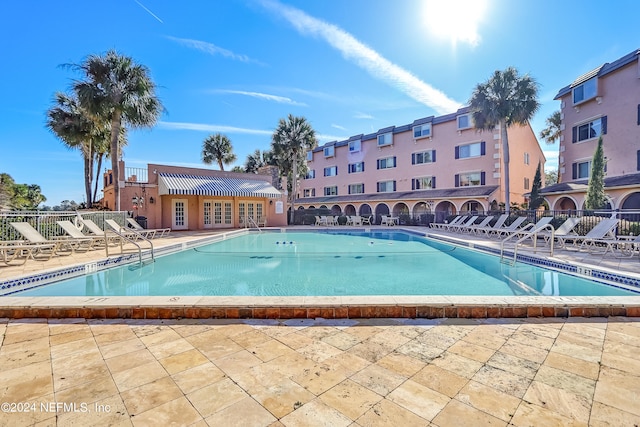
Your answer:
[15,231,638,297]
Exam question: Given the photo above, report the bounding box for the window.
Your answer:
[377,156,396,169]
[524,177,530,190]
[572,77,597,104]
[413,123,432,138]
[572,160,591,179]
[323,166,337,177]
[412,150,436,165]
[348,139,361,152]
[305,170,315,179]
[306,151,313,161]
[377,180,396,192]
[303,188,315,197]
[457,114,471,130]
[412,176,435,190]
[455,172,485,187]
[377,132,393,147]
[572,117,607,143]
[323,146,335,157]
[524,152,530,165]
[348,162,365,173]
[455,141,485,159]
[348,183,364,194]
[324,186,338,196]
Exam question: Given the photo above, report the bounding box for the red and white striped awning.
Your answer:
[158,173,282,198]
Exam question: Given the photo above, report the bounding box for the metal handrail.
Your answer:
[105,228,154,266]
[247,216,262,233]
[500,223,556,264]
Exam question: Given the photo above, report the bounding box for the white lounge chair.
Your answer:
[0,240,49,265]
[80,219,124,246]
[126,218,170,238]
[486,216,528,239]
[57,220,107,250]
[449,216,478,233]
[431,215,464,231]
[555,218,619,252]
[105,219,145,241]
[460,216,493,234]
[472,214,509,236]
[536,217,581,247]
[502,216,554,240]
[9,222,69,258]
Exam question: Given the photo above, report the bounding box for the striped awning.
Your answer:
[158,173,282,198]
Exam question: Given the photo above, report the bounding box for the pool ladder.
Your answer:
[105,228,155,267]
[247,217,263,233]
[499,224,555,265]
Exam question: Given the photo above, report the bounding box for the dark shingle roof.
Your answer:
[539,172,640,195]
[554,49,640,100]
[295,186,499,205]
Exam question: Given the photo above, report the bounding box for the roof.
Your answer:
[554,49,640,99]
[158,173,283,198]
[539,172,640,195]
[295,186,499,205]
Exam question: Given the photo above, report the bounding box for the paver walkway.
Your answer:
[1,316,639,426]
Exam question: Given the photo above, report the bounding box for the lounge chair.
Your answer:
[460,216,493,234]
[472,214,509,236]
[501,216,554,241]
[449,216,478,233]
[536,217,581,247]
[57,220,107,250]
[105,219,146,241]
[430,215,464,231]
[9,222,69,259]
[555,218,619,252]
[486,216,528,239]
[126,218,170,237]
[80,219,124,246]
[0,240,45,265]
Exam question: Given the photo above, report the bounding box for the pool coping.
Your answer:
[1,227,640,319]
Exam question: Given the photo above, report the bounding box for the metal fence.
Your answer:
[1,211,128,241]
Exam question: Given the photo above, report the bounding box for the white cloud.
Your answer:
[317,133,348,142]
[215,90,307,106]
[331,124,347,131]
[354,112,374,119]
[166,36,263,64]
[260,0,462,115]
[158,121,272,136]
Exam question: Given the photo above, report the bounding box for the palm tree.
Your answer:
[202,133,237,171]
[244,149,275,173]
[46,92,100,206]
[72,50,164,211]
[469,67,540,214]
[539,110,562,183]
[271,114,317,223]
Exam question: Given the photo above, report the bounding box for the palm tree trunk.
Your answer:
[290,151,297,224]
[93,154,104,204]
[84,156,92,208]
[501,121,510,215]
[218,159,224,171]
[110,112,123,211]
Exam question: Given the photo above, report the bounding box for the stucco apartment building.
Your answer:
[102,162,287,230]
[541,48,640,211]
[296,107,545,223]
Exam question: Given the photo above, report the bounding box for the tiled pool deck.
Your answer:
[1,227,640,425]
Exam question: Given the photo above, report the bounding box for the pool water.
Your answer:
[16,231,638,297]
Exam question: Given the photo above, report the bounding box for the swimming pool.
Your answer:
[14,230,638,297]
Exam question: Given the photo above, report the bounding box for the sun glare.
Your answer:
[424,0,487,47]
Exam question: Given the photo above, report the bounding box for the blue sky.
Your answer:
[1,0,639,206]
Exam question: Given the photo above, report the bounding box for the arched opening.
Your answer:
[298,206,305,210]
[331,205,342,215]
[392,202,410,225]
[374,204,390,225]
[460,200,485,215]
[434,201,456,223]
[344,204,356,216]
[308,205,316,209]
[413,202,433,226]
[621,192,640,210]
[358,204,372,216]
[555,197,577,212]
[319,205,328,209]
[580,199,612,210]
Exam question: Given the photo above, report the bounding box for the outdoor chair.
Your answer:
[472,214,509,236]
[80,219,124,246]
[57,220,107,250]
[105,219,146,241]
[0,240,49,265]
[126,217,170,237]
[486,216,528,239]
[501,216,554,241]
[430,215,464,231]
[9,222,70,259]
[555,218,619,252]
[459,216,493,234]
[449,215,478,233]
